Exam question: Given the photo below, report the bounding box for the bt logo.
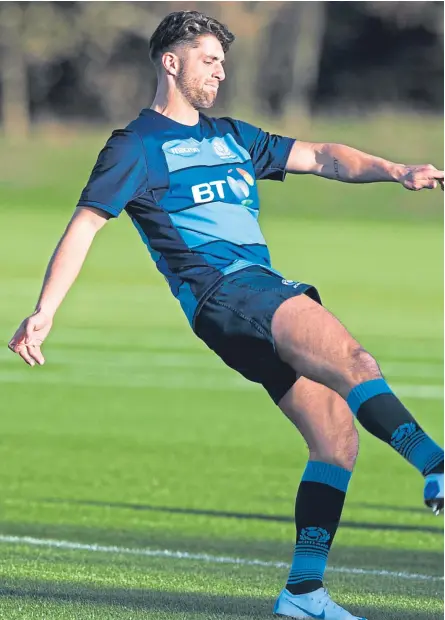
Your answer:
[192,180,226,204]
[192,168,255,206]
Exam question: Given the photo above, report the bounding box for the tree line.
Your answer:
[0,1,443,138]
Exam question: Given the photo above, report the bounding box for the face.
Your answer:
[174,35,226,109]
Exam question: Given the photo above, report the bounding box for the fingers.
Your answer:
[19,345,37,367]
[421,166,443,188]
[28,344,45,366]
[8,317,46,366]
[407,167,444,191]
[8,340,45,366]
[425,167,443,189]
[424,180,438,190]
[405,180,437,191]
[10,343,36,367]
[435,175,444,191]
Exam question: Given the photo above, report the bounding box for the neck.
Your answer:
[151,82,199,126]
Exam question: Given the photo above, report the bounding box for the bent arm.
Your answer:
[35,206,110,317]
[285,141,444,189]
[286,141,404,183]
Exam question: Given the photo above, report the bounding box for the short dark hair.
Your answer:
[149,11,235,64]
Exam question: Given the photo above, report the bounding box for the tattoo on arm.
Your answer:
[333,158,341,181]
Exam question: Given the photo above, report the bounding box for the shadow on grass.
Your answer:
[40,498,443,535]
[0,578,442,620]
[348,502,428,515]
[2,579,273,617]
[0,520,443,578]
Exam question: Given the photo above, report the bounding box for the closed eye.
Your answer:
[204,56,225,65]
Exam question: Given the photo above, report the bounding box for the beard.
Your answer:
[176,66,217,109]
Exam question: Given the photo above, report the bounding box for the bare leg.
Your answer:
[272,294,444,512]
[278,376,358,470]
[271,294,381,399]
[277,377,358,596]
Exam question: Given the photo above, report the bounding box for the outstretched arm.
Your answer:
[8,206,110,366]
[285,141,444,191]
[9,129,148,367]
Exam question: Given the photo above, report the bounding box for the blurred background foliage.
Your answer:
[0,1,443,223]
[0,0,443,135]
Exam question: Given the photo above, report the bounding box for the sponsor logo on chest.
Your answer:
[191,168,255,206]
[165,139,201,157]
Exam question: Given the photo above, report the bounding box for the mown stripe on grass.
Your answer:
[39,498,444,534]
[0,370,442,399]
[0,535,442,582]
[1,349,444,380]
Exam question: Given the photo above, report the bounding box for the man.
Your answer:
[9,11,444,620]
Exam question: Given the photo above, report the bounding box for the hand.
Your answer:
[8,310,53,366]
[398,164,444,191]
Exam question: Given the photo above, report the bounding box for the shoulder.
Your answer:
[93,129,146,176]
[106,128,142,149]
[126,108,170,139]
[201,115,262,151]
[201,114,242,135]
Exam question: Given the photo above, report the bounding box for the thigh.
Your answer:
[194,267,320,404]
[271,294,380,398]
[278,376,359,470]
[194,278,298,404]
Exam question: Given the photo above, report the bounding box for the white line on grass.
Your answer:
[0,534,442,582]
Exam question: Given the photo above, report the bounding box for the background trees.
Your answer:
[0,1,443,138]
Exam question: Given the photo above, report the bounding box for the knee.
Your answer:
[310,424,359,472]
[347,345,381,385]
[339,424,359,470]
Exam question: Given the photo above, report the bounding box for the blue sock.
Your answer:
[347,378,444,476]
[286,461,351,595]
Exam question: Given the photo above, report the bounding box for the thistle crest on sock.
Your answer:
[391,422,417,450]
[300,527,331,545]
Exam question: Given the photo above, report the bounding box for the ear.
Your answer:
[162,52,180,77]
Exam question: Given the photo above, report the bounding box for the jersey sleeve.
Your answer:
[77,129,148,217]
[236,120,295,181]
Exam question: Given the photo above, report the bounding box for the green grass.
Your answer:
[0,113,443,222]
[0,119,443,618]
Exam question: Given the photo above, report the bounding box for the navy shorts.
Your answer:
[193,266,321,404]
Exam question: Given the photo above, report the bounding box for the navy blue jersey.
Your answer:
[78,109,294,325]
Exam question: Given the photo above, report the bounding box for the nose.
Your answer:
[214,63,225,82]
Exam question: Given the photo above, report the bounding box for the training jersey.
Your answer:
[77,109,294,326]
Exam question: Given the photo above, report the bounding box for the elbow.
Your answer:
[73,206,112,233]
[313,143,335,176]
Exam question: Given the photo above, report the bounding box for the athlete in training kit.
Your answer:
[9,11,444,620]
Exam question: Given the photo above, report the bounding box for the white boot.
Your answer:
[273,587,367,620]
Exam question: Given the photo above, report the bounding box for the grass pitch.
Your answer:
[0,117,443,618]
